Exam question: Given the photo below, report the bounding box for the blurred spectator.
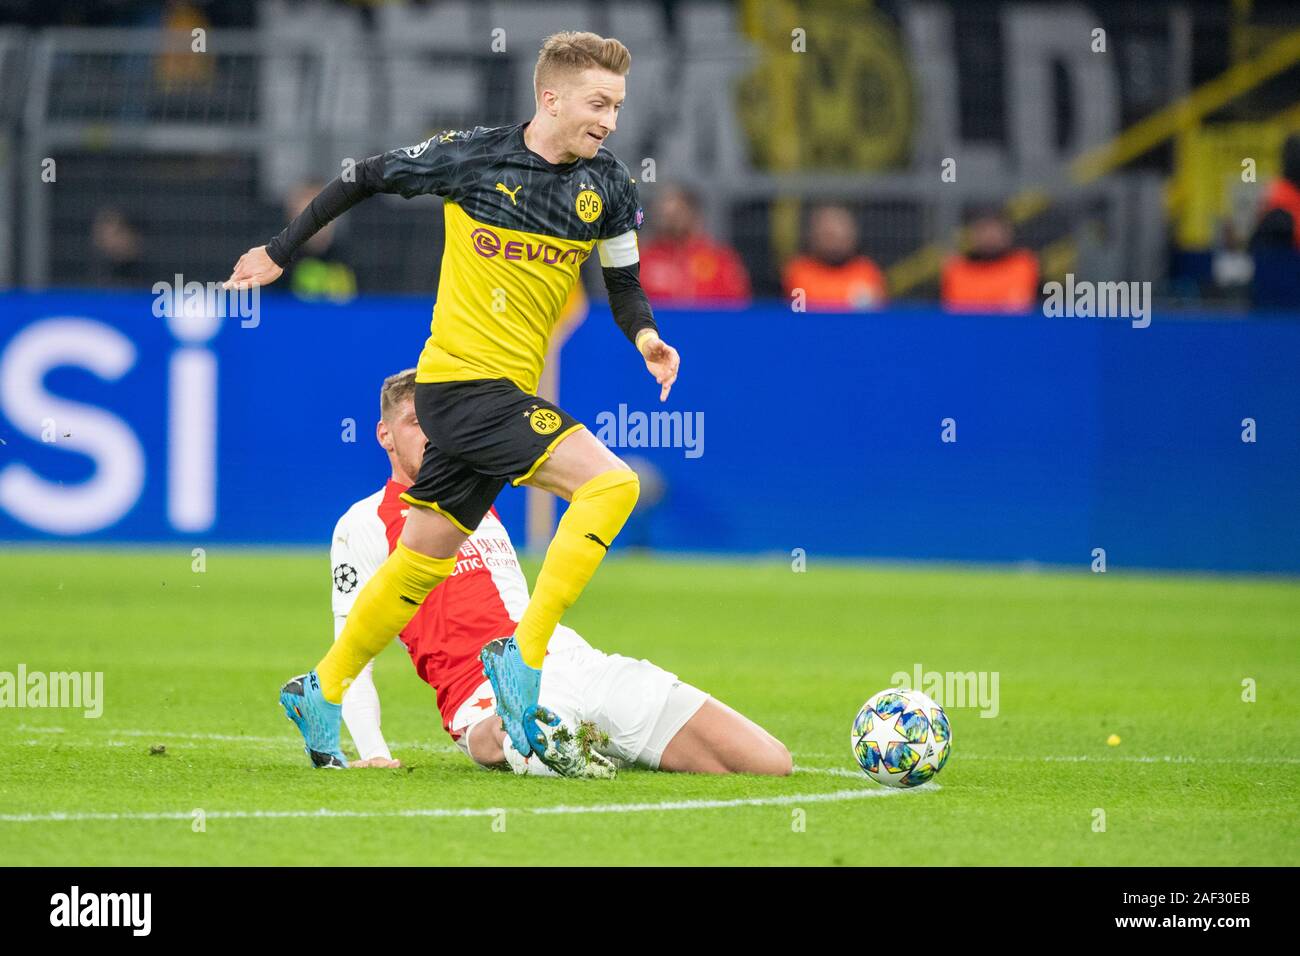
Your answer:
[282,180,358,302]
[782,203,886,310]
[1249,133,1300,310]
[89,207,148,288]
[1251,133,1300,251]
[639,185,751,306]
[941,207,1039,313]
[155,1,216,88]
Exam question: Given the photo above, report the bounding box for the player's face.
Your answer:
[378,399,425,484]
[557,68,625,159]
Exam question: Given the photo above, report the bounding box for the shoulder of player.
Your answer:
[442,123,519,157]
[333,487,387,540]
[592,146,635,185]
[394,124,509,163]
[458,123,517,144]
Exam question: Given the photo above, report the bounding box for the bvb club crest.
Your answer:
[529,407,562,435]
[575,189,603,223]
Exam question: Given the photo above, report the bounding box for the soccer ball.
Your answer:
[852,688,951,788]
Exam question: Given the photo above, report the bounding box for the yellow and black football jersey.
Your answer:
[373,122,643,395]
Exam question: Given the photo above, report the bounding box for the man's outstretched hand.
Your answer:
[637,332,680,402]
[223,245,283,290]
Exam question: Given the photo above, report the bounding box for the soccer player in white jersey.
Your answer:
[330,370,791,776]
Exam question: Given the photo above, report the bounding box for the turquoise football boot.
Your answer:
[479,637,541,757]
[279,671,348,769]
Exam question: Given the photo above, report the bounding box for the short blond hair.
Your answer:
[534,31,630,102]
[379,369,417,422]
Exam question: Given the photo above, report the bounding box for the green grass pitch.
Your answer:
[1,547,1297,866]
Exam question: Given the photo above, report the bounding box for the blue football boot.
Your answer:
[279,671,348,769]
[480,637,542,757]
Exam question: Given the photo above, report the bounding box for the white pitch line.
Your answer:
[973,754,1300,765]
[794,765,867,778]
[18,732,884,779]
[0,785,935,825]
[795,751,1300,765]
[23,728,1298,766]
[15,725,459,753]
[19,726,287,744]
[528,785,935,815]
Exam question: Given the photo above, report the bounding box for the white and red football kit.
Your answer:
[330,480,707,769]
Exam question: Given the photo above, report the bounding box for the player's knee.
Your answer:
[466,721,505,767]
[769,740,793,776]
[749,739,792,777]
[609,470,640,528]
[580,467,640,518]
[390,542,457,599]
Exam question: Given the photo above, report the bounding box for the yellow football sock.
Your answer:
[515,469,640,667]
[316,541,456,702]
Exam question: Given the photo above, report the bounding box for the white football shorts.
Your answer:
[449,643,709,769]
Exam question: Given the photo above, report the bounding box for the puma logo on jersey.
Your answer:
[584,532,610,551]
[495,182,522,205]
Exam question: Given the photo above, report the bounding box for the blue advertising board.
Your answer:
[1,291,1297,573]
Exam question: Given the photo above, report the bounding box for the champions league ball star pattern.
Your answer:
[852,689,951,788]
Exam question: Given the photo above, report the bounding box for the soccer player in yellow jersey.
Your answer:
[225,32,680,773]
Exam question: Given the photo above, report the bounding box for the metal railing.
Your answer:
[0,21,1176,297]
